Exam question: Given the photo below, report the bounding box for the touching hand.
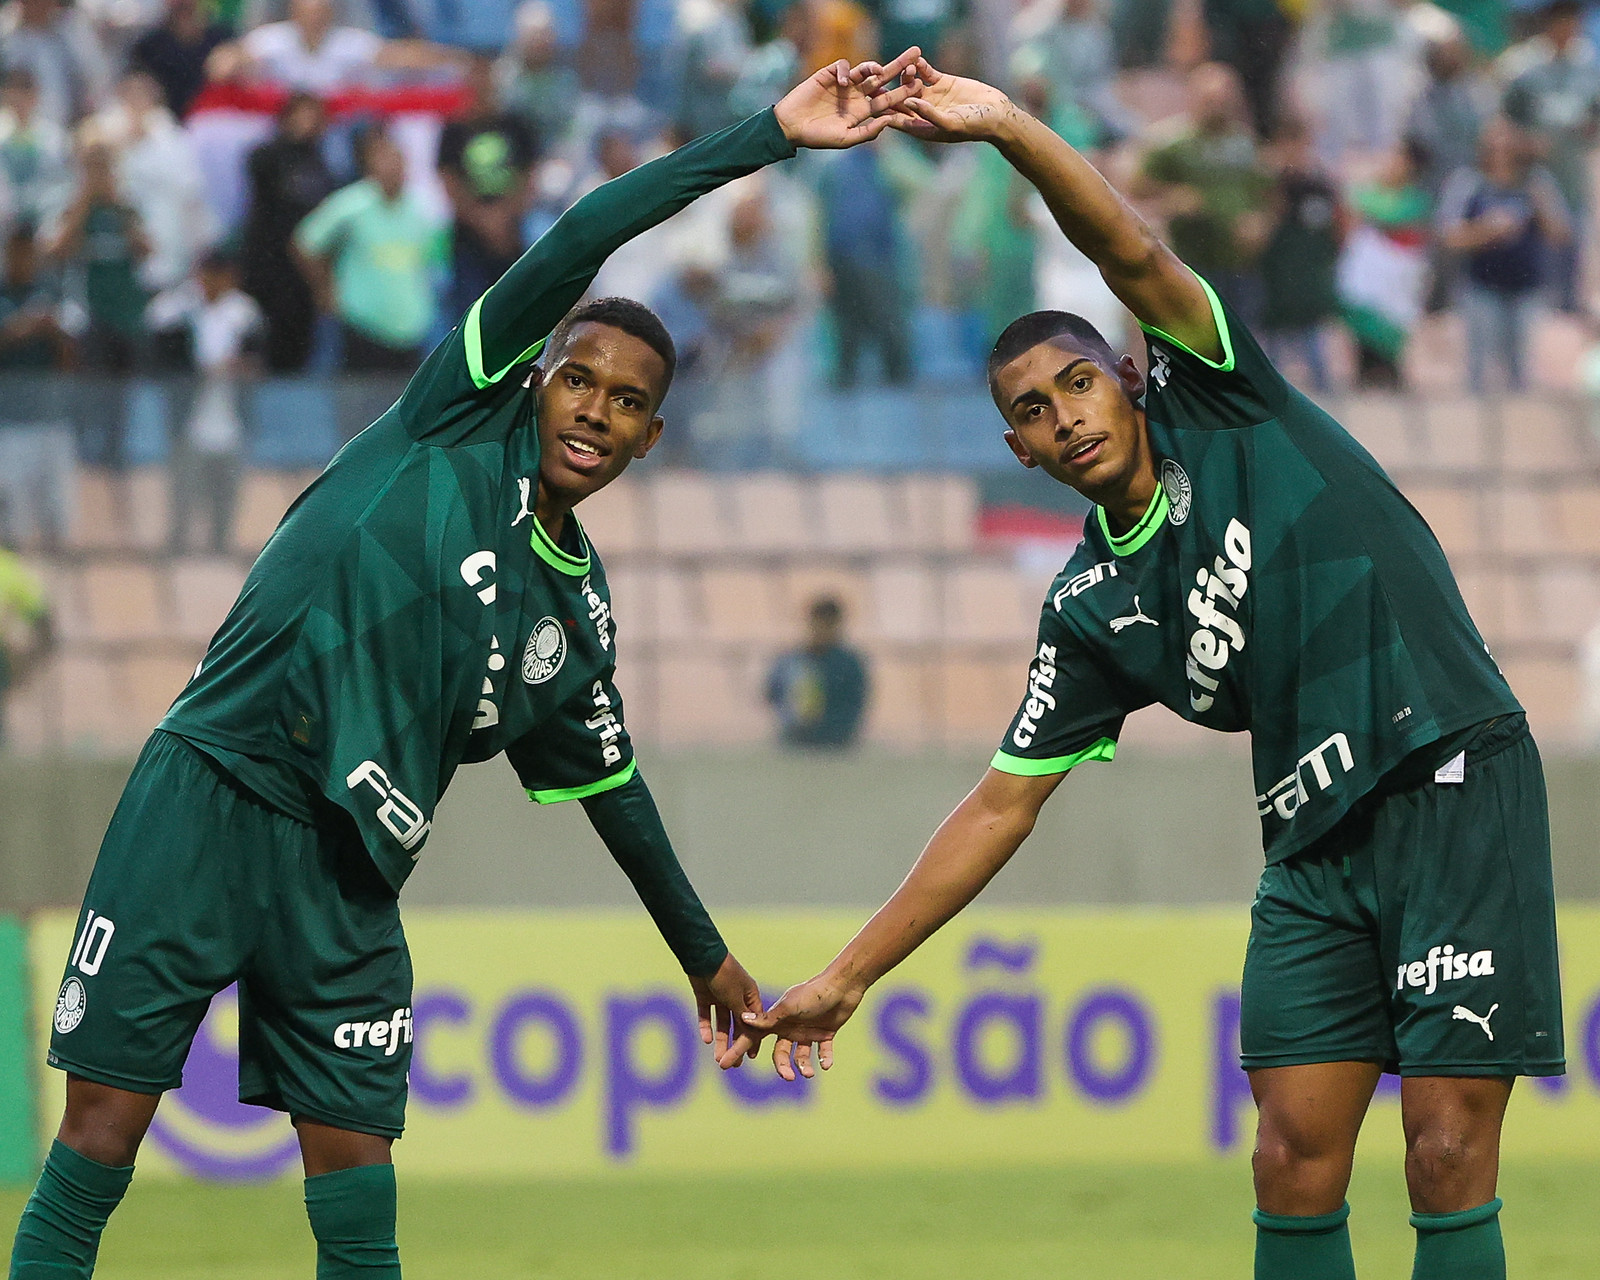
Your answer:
[689,953,764,1069]
[774,48,922,149]
[866,55,1014,144]
[733,971,865,1081]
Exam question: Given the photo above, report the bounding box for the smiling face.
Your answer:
[992,337,1153,508]
[534,321,668,508]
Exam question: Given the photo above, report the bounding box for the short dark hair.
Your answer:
[547,297,677,403]
[987,310,1119,401]
[809,595,844,624]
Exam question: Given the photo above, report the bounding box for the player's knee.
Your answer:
[1252,1110,1356,1207]
[56,1104,146,1168]
[1405,1126,1490,1207]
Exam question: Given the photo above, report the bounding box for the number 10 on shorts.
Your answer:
[69,911,116,977]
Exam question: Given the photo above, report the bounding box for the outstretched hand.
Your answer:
[728,972,865,1081]
[860,54,1015,144]
[774,48,922,149]
[690,952,765,1069]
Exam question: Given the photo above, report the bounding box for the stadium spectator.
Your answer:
[953,141,1037,348]
[207,0,455,94]
[0,68,72,231]
[1303,0,1412,160]
[1406,25,1494,199]
[1500,0,1600,314]
[1438,117,1571,393]
[1009,0,1132,143]
[868,0,966,65]
[294,123,438,373]
[239,90,335,372]
[497,1,582,151]
[728,0,806,120]
[1338,139,1432,389]
[0,0,113,127]
[88,69,220,293]
[0,223,66,370]
[817,143,910,387]
[128,0,233,118]
[668,0,752,140]
[1258,117,1341,393]
[1133,61,1270,321]
[805,0,879,71]
[437,51,537,325]
[0,532,50,747]
[766,595,870,749]
[146,248,264,554]
[1188,0,1294,137]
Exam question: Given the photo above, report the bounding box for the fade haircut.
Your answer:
[987,310,1120,404]
[546,297,677,405]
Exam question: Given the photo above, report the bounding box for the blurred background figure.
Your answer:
[1258,116,1341,393]
[146,248,264,555]
[0,223,66,374]
[0,0,113,129]
[1134,61,1269,322]
[0,530,50,750]
[1500,0,1600,314]
[294,123,438,374]
[437,51,537,326]
[765,595,869,750]
[0,68,72,232]
[239,91,334,373]
[1439,116,1571,393]
[1339,139,1432,389]
[818,143,910,389]
[127,0,234,120]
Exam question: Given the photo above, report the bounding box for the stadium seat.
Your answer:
[66,469,122,551]
[1403,484,1483,561]
[232,470,295,554]
[901,474,979,551]
[610,565,700,644]
[56,653,126,751]
[125,468,171,550]
[1502,657,1580,743]
[817,474,899,553]
[1553,486,1600,556]
[728,473,815,552]
[1415,394,1488,473]
[646,472,732,554]
[700,567,783,642]
[1528,566,1600,646]
[169,558,247,644]
[1488,487,1560,557]
[124,652,203,729]
[656,651,760,745]
[861,653,932,747]
[576,475,645,556]
[941,564,1038,646]
[81,562,164,642]
[864,562,939,643]
[1453,568,1509,644]
[1498,396,1583,475]
[1338,394,1419,471]
[930,656,1019,747]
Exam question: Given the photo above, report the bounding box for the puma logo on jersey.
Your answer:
[512,477,535,527]
[1452,1003,1499,1041]
[1150,346,1172,388]
[1110,596,1159,633]
[1185,519,1251,713]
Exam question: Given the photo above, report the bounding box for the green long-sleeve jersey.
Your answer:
[162,110,796,933]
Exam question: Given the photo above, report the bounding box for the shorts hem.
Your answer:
[1397,1060,1565,1078]
[1240,1051,1391,1072]
[46,1052,177,1096]
[243,1090,405,1141]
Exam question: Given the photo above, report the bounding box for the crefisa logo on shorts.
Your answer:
[53,977,86,1034]
[1396,944,1495,996]
[522,617,566,684]
[334,1007,415,1057]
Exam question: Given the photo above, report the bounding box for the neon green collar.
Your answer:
[1096,485,1168,557]
[530,511,591,576]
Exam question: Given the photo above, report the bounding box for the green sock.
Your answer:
[1411,1198,1504,1280]
[8,1140,134,1279]
[1253,1201,1357,1280]
[304,1165,400,1278]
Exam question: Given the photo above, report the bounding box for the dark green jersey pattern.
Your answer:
[161,109,797,893]
[994,276,1520,864]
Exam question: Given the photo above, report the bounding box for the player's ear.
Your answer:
[1116,353,1145,401]
[635,415,665,459]
[1003,428,1038,469]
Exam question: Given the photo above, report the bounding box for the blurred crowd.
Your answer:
[0,0,1596,442]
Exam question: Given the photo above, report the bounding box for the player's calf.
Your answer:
[295,1120,400,1278]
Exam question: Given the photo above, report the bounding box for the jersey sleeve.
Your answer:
[504,670,637,804]
[991,610,1131,777]
[461,108,797,389]
[1139,270,1290,430]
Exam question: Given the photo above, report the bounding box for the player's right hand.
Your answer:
[733,972,865,1081]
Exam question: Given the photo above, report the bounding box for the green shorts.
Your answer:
[48,730,412,1137]
[1240,714,1564,1078]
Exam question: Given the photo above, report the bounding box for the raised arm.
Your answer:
[873,56,1221,361]
[738,767,1065,1078]
[467,54,923,385]
[581,770,765,1065]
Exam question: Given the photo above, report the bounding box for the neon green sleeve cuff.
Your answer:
[990,737,1117,777]
[1137,270,1235,372]
[527,758,637,804]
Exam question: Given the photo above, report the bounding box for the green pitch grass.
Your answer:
[3,1161,1597,1278]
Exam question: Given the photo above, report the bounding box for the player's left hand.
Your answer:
[689,952,765,1069]
[866,54,1016,145]
[773,47,922,150]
